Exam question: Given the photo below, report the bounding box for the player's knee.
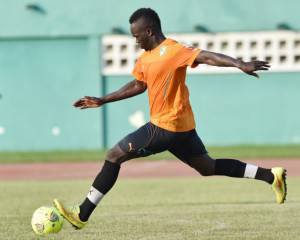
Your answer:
[189,154,215,176]
[106,145,127,165]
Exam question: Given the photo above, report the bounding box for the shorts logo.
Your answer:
[128,142,134,152]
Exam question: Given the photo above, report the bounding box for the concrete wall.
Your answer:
[0,37,103,150]
[0,0,299,38]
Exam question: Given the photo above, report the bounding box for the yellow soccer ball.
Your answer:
[31,206,64,235]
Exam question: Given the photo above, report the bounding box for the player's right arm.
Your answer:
[73,79,147,109]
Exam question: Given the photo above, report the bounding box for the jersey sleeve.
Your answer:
[132,58,146,82]
[176,44,201,68]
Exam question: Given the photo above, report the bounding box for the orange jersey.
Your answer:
[132,38,201,132]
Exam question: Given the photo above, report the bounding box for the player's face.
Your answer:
[130,19,152,51]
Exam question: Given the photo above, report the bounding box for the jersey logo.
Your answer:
[160,46,167,56]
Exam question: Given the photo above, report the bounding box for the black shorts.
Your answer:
[118,122,207,164]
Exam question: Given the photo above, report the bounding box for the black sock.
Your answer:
[79,160,120,221]
[255,167,274,184]
[79,198,96,222]
[215,159,274,184]
[214,158,246,177]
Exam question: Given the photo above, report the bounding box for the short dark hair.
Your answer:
[129,8,162,32]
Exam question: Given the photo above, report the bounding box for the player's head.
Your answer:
[129,8,162,51]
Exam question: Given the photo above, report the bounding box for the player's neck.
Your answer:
[150,34,166,50]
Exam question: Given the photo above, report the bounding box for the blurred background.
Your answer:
[0,0,300,159]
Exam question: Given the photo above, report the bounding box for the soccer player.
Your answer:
[54,8,287,229]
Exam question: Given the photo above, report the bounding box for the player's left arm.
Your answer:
[194,50,270,78]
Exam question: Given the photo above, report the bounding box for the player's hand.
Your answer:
[73,96,104,109]
[239,61,270,78]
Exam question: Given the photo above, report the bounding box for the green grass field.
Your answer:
[1,145,300,163]
[1,177,299,240]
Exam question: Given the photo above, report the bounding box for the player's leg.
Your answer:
[186,154,286,203]
[77,144,134,223]
[54,122,172,228]
[53,144,136,229]
[185,153,274,183]
[168,129,287,203]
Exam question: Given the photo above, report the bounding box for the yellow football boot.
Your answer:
[53,199,87,229]
[271,167,287,204]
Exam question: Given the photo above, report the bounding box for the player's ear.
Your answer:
[146,27,153,36]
